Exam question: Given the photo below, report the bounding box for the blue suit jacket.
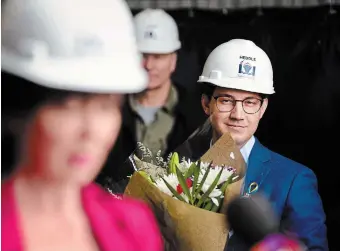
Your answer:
[237,138,328,250]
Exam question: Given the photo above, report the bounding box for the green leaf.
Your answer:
[209,174,236,213]
[184,162,196,179]
[197,167,224,207]
[220,174,235,194]
[211,203,220,212]
[194,161,213,200]
[175,165,192,204]
[168,152,179,175]
[191,160,201,201]
[161,177,186,202]
[149,175,157,184]
[203,201,213,211]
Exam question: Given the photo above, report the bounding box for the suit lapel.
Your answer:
[244,138,271,196]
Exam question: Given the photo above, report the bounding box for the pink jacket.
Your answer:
[1,180,163,251]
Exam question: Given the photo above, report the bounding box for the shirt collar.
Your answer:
[239,136,255,164]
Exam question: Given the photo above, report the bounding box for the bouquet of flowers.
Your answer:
[123,120,247,251]
[134,143,238,212]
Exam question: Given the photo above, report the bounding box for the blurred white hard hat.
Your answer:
[1,0,147,94]
[134,8,181,54]
[198,39,275,95]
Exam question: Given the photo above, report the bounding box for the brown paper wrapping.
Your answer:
[124,133,246,251]
[200,133,246,213]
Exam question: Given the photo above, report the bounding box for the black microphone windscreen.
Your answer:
[226,193,279,245]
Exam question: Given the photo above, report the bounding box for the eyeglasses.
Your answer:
[213,95,264,114]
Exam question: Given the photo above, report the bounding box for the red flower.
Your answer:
[176,178,193,194]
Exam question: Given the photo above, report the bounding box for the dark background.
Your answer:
[2,5,340,250]
[142,6,340,249]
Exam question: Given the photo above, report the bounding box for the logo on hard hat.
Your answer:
[238,60,256,77]
[144,31,157,39]
[240,55,256,62]
[144,25,158,40]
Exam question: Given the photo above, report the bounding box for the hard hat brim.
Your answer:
[197,77,275,95]
[1,49,147,94]
[137,41,181,54]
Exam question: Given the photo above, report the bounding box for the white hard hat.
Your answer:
[198,39,275,95]
[1,0,147,94]
[134,9,181,54]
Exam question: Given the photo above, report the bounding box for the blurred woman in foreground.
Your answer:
[1,0,163,251]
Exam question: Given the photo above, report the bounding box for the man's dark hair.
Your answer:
[199,82,216,100]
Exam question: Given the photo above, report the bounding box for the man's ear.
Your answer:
[259,98,268,119]
[170,53,177,73]
[201,95,211,116]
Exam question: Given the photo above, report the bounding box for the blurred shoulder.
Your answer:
[84,183,163,249]
[1,179,15,215]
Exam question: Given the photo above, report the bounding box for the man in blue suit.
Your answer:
[195,39,328,250]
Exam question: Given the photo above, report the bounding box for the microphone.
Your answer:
[226,193,306,251]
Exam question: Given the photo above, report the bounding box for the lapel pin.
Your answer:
[244,182,259,197]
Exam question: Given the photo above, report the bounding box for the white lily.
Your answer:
[211,198,220,207]
[177,158,192,172]
[183,158,194,167]
[199,165,234,186]
[154,174,179,196]
[202,185,222,196]
[201,184,223,207]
